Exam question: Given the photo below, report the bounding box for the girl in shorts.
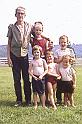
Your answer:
[46,50,61,110]
[28,45,48,110]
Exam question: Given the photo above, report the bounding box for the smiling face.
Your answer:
[34,23,43,38]
[46,51,54,63]
[59,35,68,49]
[62,55,70,68]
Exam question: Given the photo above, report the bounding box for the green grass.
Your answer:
[0,66,82,124]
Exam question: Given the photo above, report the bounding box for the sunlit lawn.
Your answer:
[0,65,82,124]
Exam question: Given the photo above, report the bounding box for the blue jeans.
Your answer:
[10,52,31,103]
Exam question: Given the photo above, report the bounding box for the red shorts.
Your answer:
[47,75,57,85]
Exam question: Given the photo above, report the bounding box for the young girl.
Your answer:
[28,45,48,110]
[46,50,61,110]
[58,55,76,107]
[30,21,49,58]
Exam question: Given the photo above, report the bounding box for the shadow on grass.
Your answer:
[0,100,52,108]
[0,100,34,107]
[0,100,15,107]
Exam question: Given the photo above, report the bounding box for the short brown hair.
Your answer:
[32,45,42,55]
[59,35,68,44]
[15,6,26,16]
[46,50,54,57]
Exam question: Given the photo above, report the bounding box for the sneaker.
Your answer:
[14,101,22,107]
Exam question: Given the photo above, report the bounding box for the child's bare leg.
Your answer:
[48,82,57,110]
[64,93,68,107]
[40,93,46,108]
[53,83,57,103]
[33,93,38,109]
[68,93,75,107]
[66,94,70,106]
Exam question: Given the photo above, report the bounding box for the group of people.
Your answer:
[7,6,76,110]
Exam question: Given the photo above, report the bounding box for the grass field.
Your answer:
[0,66,82,124]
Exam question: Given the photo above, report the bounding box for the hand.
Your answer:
[73,84,76,89]
[57,75,61,80]
[38,75,43,80]
[8,57,13,67]
[33,76,38,80]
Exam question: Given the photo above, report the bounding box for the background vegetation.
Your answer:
[0,66,82,124]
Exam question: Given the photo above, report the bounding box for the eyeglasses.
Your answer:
[17,12,25,15]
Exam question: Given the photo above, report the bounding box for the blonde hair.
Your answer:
[62,55,71,62]
[32,45,42,55]
[33,21,43,32]
[59,35,68,44]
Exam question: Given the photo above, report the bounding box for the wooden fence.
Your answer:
[0,57,33,66]
[0,57,8,65]
[0,57,82,66]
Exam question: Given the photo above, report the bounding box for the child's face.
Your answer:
[46,54,54,63]
[33,49,40,59]
[34,24,43,37]
[48,41,54,49]
[62,58,70,68]
[59,38,68,49]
